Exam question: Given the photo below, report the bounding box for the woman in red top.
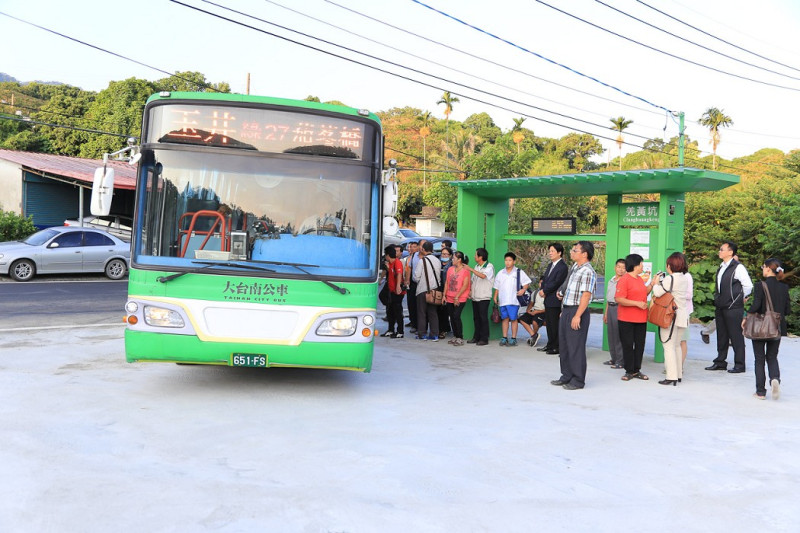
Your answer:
[445,251,472,346]
[615,254,654,381]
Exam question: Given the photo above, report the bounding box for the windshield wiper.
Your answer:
[250,259,350,294]
[157,261,275,283]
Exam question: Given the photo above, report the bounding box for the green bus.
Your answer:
[102,92,395,372]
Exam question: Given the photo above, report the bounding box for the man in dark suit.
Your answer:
[706,242,753,373]
[537,243,569,355]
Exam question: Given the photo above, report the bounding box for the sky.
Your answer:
[2,0,800,163]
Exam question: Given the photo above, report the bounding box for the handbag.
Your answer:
[743,282,781,340]
[423,256,445,305]
[516,268,531,307]
[648,276,677,342]
[491,305,501,323]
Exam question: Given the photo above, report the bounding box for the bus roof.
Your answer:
[145,92,381,124]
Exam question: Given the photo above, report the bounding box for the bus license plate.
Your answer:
[231,353,267,367]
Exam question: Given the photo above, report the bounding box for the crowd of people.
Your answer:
[380,238,791,399]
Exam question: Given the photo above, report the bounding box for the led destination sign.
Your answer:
[531,217,577,235]
[147,104,367,159]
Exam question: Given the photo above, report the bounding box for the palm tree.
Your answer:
[437,91,460,147]
[417,111,432,188]
[698,107,733,170]
[610,116,633,170]
[512,117,526,154]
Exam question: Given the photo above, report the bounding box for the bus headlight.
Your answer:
[363,314,375,326]
[316,317,357,336]
[143,305,185,328]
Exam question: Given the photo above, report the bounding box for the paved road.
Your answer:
[0,278,127,329]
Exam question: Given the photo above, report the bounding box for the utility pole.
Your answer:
[246,73,250,95]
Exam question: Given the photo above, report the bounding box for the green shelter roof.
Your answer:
[447,167,739,199]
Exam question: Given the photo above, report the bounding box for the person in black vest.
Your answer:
[745,258,791,400]
[537,243,569,355]
[706,241,753,373]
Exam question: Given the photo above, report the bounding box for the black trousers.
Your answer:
[558,306,589,388]
[619,320,647,375]
[447,302,466,339]
[713,306,747,370]
[544,306,561,350]
[438,304,451,334]
[416,293,439,337]
[407,280,418,327]
[752,338,781,396]
[471,300,490,342]
[386,292,405,335]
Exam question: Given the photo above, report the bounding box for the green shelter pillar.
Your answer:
[602,194,623,351]
[456,189,509,340]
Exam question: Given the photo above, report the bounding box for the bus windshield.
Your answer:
[135,148,377,280]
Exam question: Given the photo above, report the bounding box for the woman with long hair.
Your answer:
[445,251,471,346]
[652,252,690,386]
[745,258,791,400]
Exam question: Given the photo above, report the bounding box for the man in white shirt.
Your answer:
[492,252,531,347]
[706,241,753,373]
[412,241,441,341]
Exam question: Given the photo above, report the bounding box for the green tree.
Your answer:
[32,90,95,156]
[416,111,433,188]
[512,117,526,154]
[79,78,156,158]
[154,71,230,93]
[436,90,459,146]
[463,112,501,145]
[610,116,633,170]
[557,133,604,170]
[698,107,733,170]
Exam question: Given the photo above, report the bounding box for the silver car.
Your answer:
[63,214,133,242]
[0,227,130,282]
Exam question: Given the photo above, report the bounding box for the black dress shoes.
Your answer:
[727,368,745,373]
[705,364,726,371]
[550,379,567,386]
[537,346,550,352]
[545,349,560,355]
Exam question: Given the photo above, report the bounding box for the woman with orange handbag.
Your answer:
[652,253,690,386]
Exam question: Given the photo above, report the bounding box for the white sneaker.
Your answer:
[771,379,781,400]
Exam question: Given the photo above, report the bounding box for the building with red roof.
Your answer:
[0,149,136,228]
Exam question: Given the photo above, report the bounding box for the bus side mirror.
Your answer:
[91,167,115,216]
[382,179,398,217]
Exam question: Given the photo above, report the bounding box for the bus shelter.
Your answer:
[449,167,740,361]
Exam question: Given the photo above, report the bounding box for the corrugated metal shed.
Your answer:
[0,149,136,190]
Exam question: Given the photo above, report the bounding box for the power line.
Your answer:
[323,0,663,117]
[532,0,800,93]
[0,114,133,138]
[0,9,221,93]
[262,0,644,128]
[189,0,663,148]
[408,0,674,112]
[636,0,800,76]
[386,145,465,174]
[0,102,119,129]
[594,0,800,82]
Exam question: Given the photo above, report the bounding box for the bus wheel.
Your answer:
[10,259,36,281]
[105,259,127,280]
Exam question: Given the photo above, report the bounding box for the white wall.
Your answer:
[0,159,23,213]
[415,219,445,237]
